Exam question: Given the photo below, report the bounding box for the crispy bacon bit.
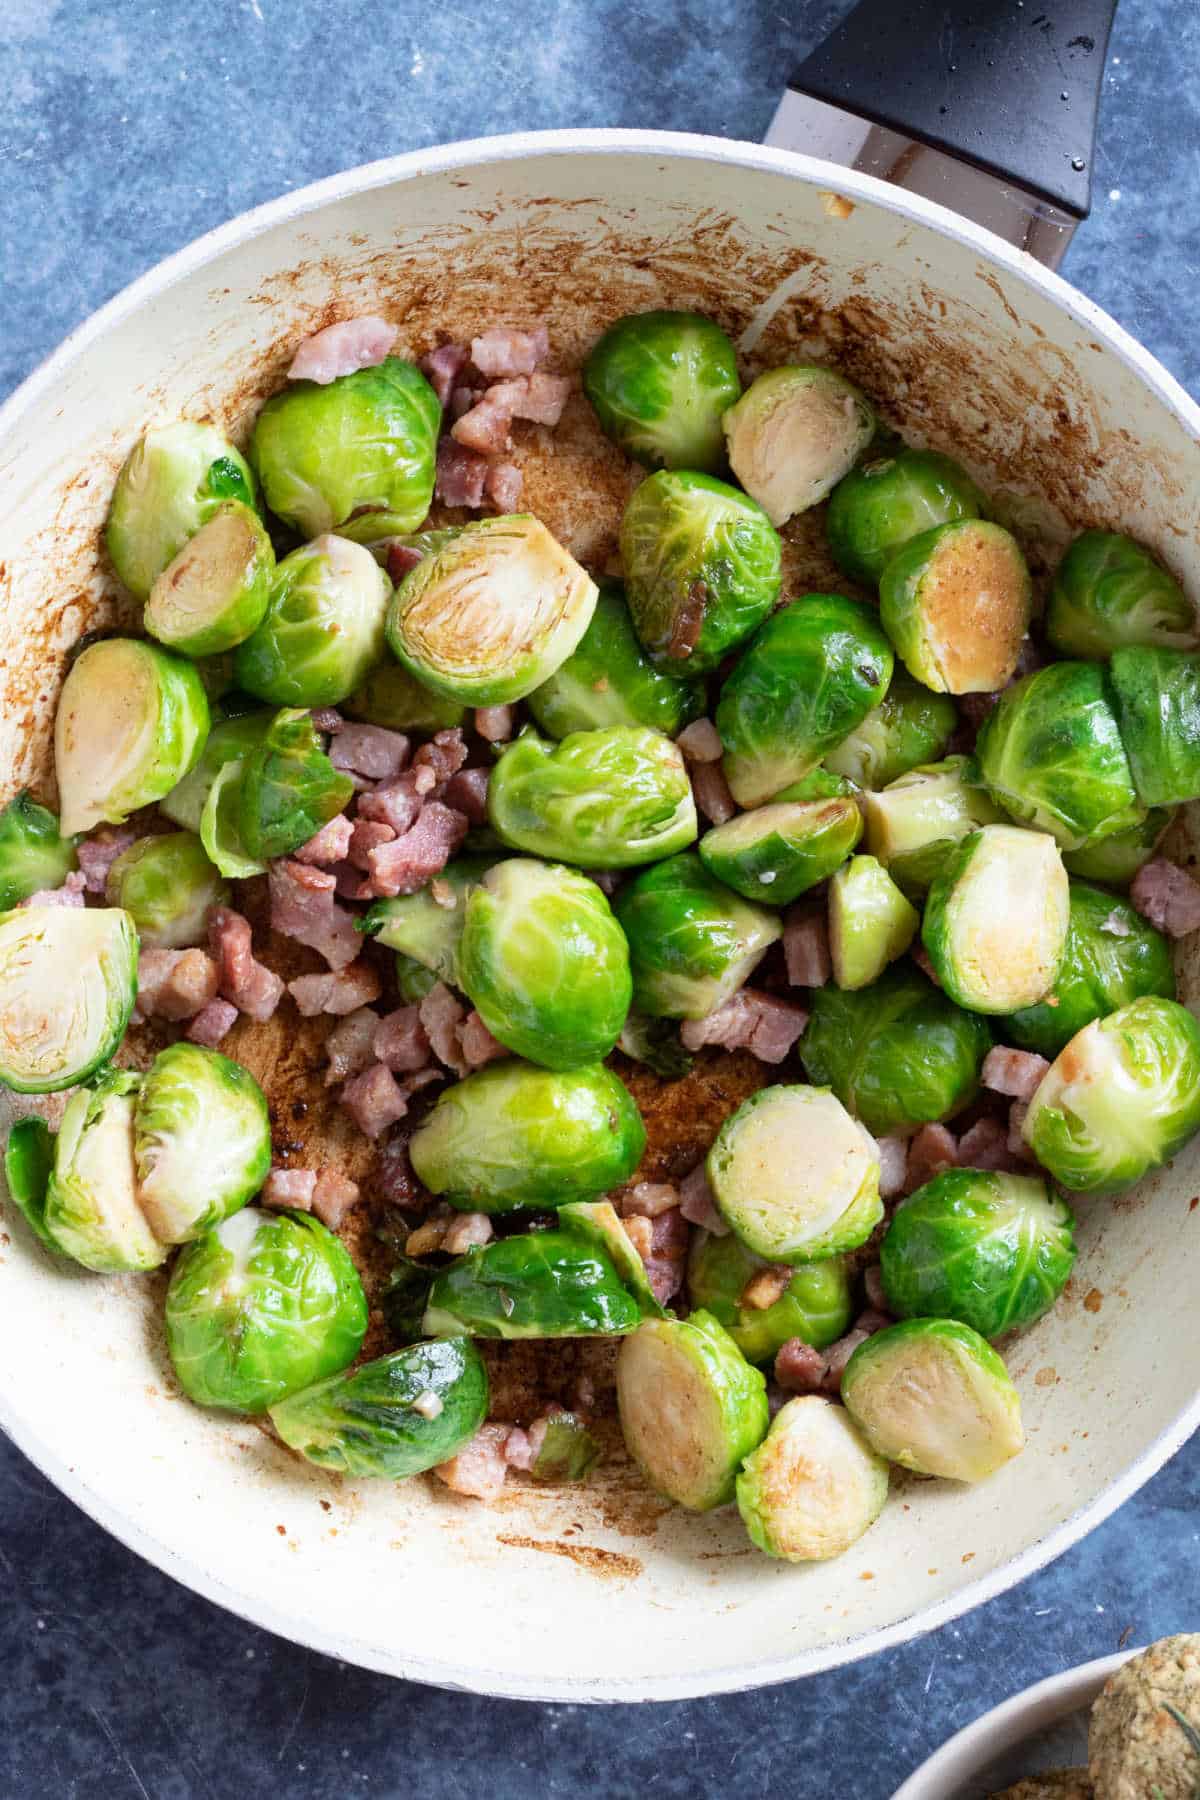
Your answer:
[874,1135,908,1199]
[414,728,469,783]
[79,826,137,895]
[1008,1101,1037,1162]
[419,981,469,1077]
[442,1211,494,1254]
[263,1168,317,1211]
[434,1423,511,1501]
[475,705,516,743]
[288,316,397,384]
[288,961,382,1017]
[435,437,489,508]
[622,1215,654,1260]
[268,861,360,970]
[373,1135,425,1208]
[675,718,723,763]
[1132,858,1200,938]
[348,818,398,870]
[690,761,737,825]
[420,341,470,407]
[680,989,808,1064]
[679,1162,728,1235]
[186,998,239,1047]
[329,724,411,783]
[958,1115,1028,1172]
[341,1063,410,1139]
[373,1003,432,1073]
[784,905,831,988]
[323,1006,381,1085]
[208,906,286,1022]
[982,1046,1050,1102]
[459,1010,509,1067]
[310,708,345,735]
[136,947,220,1021]
[620,1182,680,1219]
[363,802,469,899]
[451,388,515,455]
[485,461,522,511]
[406,1206,453,1256]
[905,1122,959,1192]
[821,1313,891,1392]
[442,766,489,825]
[470,324,549,378]
[516,370,571,426]
[292,814,354,867]
[864,1265,888,1313]
[311,1169,361,1229]
[22,870,87,909]
[502,1426,535,1469]
[387,543,425,583]
[774,1338,828,1393]
[644,1207,688,1306]
[741,1265,792,1311]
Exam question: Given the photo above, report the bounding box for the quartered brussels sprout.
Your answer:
[43,1071,165,1273]
[723,365,875,527]
[145,501,274,658]
[829,854,919,991]
[620,471,782,675]
[736,1396,889,1562]
[166,1208,367,1413]
[879,521,1033,693]
[698,795,862,906]
[1007,880,1176,1060]
[387,515,598,705]
[105,832,229,949]
[0,905,138,1093]
[234,534,391,708]
[1021,996,1200,1196]
[862,756,1007,896]
[529,1412,601,1482]
[526,581,704,739]
[582,310,742,472]
[4,1116,62,1254]
[344,661,467,733]
[133,1042,271,1244]
[825,446,986,586]
[0,792,77,912]
[557,1199,664,1318]
[106,422,257,601]
[616,1312,769,1511]
[716,595,894,808]
[686,1232,853,1364]
[408,1060,646,1212]
[975,662,1145,851]
[824,671,957,791]
[423,1230,642,1339]
[487,725,697,868]
[921,825,1069,1014]
[615,852,780,1019]
[251,355,440,538]
[1047,530,1198,659]
[459,859,631,1069]
[159,711,273,833]
[1110,646,1200,808]
[236,707,354,862]
[269,1337,488,1479]
[55,638,210,837]
[1063,808,1174,887]
[802,963,992,1137]
[881,1170,1076,1339]
[841,1317,1025,1482]
[358,855,494,987]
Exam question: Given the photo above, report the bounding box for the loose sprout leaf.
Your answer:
[234,534,391,709]
[0,906,139,1094]
[526,581,705,739]
[862,756,1006,897]
[1109,645,1200,808]
[614,851,780,1019]
[583,309,742,473]
[422,1229,643,1339]
[736,1396,889,1562]
[825,447,985,587]
[3,1116,64,1255]
[687,1232,852,1364]
[106,831,229,949]
[1063,807,1174,887]
[616,1011,694,1080]
[530,1412,602,1482]
[160,711,274,833]
[201,759,268,878]
[43,1070,166,1273]
[1047,530,1198,659]
[134,1042,272,1244]
[724,364,875,526]
[237,707,355,862]
[106,422,258,601]
[829,854,919,991]
[0,792,77,912]
[558,1199,665,1317]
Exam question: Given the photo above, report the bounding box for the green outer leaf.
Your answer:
[1047,530,1198,659]
[43,1070,166,1273]
[380,1256,437,1341]
[1063,808,1174,887]
[234,535,392,709]
[530,1412,602,1482]
[201,760,268,878]
[134,1041,272,1245]
[106,422,257,601]
[825,446,985,586]
[878,520,1032,693]
[160,711,274,833]
[357,856,496,985]
[686,1232,852,1364]
[0,793,77,911]
[558,1199,665,1317]
[1110,645,1200,807]
[823,671,957,791]
[237,707,355,861]
[698,797,863,906]
[3,1116,63,1254]
[0,905,139,1094]
[105,831,229,949]
[616,1012,693,1080]
[423,1230,642,1339]
[582,310,742,473]
[526,581,705,738]
[614,851,781,1019]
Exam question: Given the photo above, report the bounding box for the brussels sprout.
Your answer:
[200,760,267,879]
[1021,996,1200,1196]
[615,852,780,1019]
[582,310,742,472]
[459,859,631,1069]
[723,365,876,527]
[708,1085,882,1262]
[616,1312,769,1511]
[0,906,138,1093]
[4,1116,62,1254]
[408,1060,646,1212]
[686,1232,853,1364]
[0,793,77,911]
[617,1011,694,1080]
[802,963,992,1137]
[423,1230,642,1339]
[558,1198,665,1318]
[620,471,782,675]
[881,1170,1076,1339]
[1110,646,1200,808]
[357,855,495,985]
[824,672,957,791]
[716,596,894,807]
[43,1071,165,1273]
[1063,809,1174,887]
[825,447,986,586]
[269,1337,488,1478]
[55,638,210,837]
[529,1412,601,1482]
[1046,531,1198,659]
[879,521,1033,694]
[159,711,274,833]
[698,796,863,906]
[236,708,354,862]
[234,535,391,709]
[921,825,1069,1014]
[862,756,1007,896]
[829,855,919,991]
[381,1255,437,1341]
[344,662,467,733]
[487,726,697,869]
[105,832,229,949]
[525,581,705,739]
[133,1042,271,1244]
[106,422,257,601]
[974,662,1145,851]
[736,1396,889,1562]
[1006,881,1176,1060]
[774,767,858,804]
[144,501,274,658]
[387,516,598,705]
[394,954,438,1003]
[166,1207,368,1413]
[251,355,440,538]
[841,1317,1025,1481]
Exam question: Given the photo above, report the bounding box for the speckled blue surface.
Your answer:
[2,2,1199,1794]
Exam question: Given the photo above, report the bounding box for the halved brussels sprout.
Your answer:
[686,1232,853,1364]
[723,365,875,526]
[1047,531,1198,659]
[358,855,494,987]
[716,595,894,807]
[387,515,598,705]
[615,851,781,1019]
[862,756,1007,896]
[166,1207,368,1413]
[824,671,957,791]
[487,726,697,868]
[0,793,77,911]
[43,1071,165,1273]
[879,521,1033,693]
[268,1337,488,1478]
[459,859,631,1069]
[4,1116,62,1254]
[841,1317,1025,1481]
[530,1412,601,1482]
[557,1198,665,1317]
[201,760,267,878]
[408,1060,646,1212]
[0,906,138,1093]
[829,854,919,991]
[106,422,257,601]
[1063,809,1174,887]
[55,639,210,837]
[698,796,863,906]
[736,1396,889,1562]
[583,310,742,472]
[234,535,391,708]
[344,662,466,733]
[975,662,1145,851]
[525,581,704,739]
[881,1170,1076,1339]
[133,1042,271,1244]
[921,825,1069,1014]
[145,501,274,657]
[708,1085,882,1262]
[423,1230,642,1339]
[237,708,355,862]
[251,355,440,538]
[159,711,274,833]
[1110,646,1200,807]
[620,471,782,675]
[1021,996,1200,1196]
[1007,880,1176,1060]
[825,447,986,586]
[802,963,992,1137]
[105,832,229,949]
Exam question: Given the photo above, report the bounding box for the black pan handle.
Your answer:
[787,0,1118,218]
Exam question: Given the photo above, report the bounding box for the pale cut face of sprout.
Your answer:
[44,1079,166,1273]
[736,1397,889,1562]
[841,1319,1025,1481]
[723,367,875,526]
[925,824,1069,1013]
[0,907,137,1093]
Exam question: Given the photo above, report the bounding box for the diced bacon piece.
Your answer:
[435,436,489,508]
[821,1315,891,1393]
[644,1206,688,1306]
[690,761,737,825]
[1132,858,1200,938]
[387,543,425,584]
[450,380,526,455]
[345,823,394,875]
[414,728,469,783]
[863,1265,888,1313]
[912,942,943,987]
[582,867,620,896]
[958,1115,1027,1172]
[357,774,427,838]
[982,1045,1050,1102]
[288,315,397,384]
[905,1123,959,1192]
[329,724,410,783]
[288,961,382,1017]
[620,1182,680,1219]
[741,1265,792,1310]
[680,989,808,1064]
[405,1207,453,1256]
[502,1426,535,1470]
[80,826,137,895]
[420,341,470,407]
[363,803,469,898]
[679,1162,728,1235]
[292,813,354,867]
[513,370,571,426]
[442,766,489,825]
[263,1168,317,1211]
[957,691,1000,733]
[1008,1101,1039,1164]
[623,1215,654,1260]
[485,461,523,511]
[450,383,482,420]
[434,1423,511,1501]
[372,1135,426,1208]
[470,324,549,378]
[341,1063,410,1139]
[874,1135,908,1199]
[475,705,515,743]
[311,1169,361,1230]
[186,998,239,1047]
[373,1004,432,1073]
[774,1338,828,1394]
[22,870,86,909]
[208,906,285,1022]
[676,718,723,763]
[268,861,360,971]
[136,947,220,1021]
[310,708,345,734]
[459,1011,509,1067]
[784,905,831,988]
[419,981,469,1077]
[442,1211,494,1254]
[324,1006,381,1085]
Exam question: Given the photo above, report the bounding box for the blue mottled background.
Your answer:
[2,1,1199,1794]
